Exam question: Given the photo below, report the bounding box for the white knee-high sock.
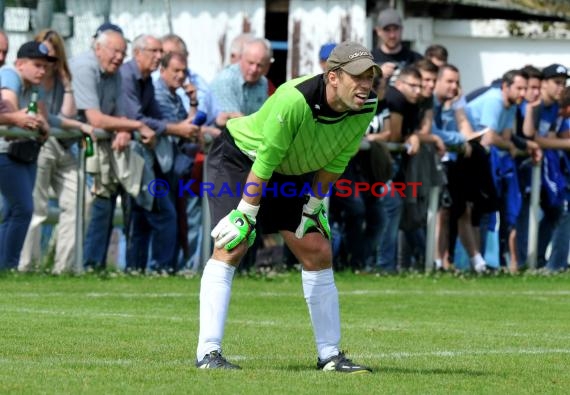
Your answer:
[302,268,341,360]
[196,259,236,360]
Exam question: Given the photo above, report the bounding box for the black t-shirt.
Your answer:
[385,86,421,139]
[371,46,423,69]
[367,98,390,134]
[418,95,433,124]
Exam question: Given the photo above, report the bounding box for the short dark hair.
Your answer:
[520,65,543,81]
[414,58,439,74]
[502,69,528,87]
[160,51,187,69]
[437,64,459,79]
[424,44,448,63]
[398,66,422,81]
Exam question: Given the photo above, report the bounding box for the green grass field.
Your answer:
[1,271,569,394]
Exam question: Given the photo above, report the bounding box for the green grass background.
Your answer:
[1,272,569,394]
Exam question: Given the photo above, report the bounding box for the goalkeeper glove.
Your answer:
[211,200,258,251]
[294,195,331,240]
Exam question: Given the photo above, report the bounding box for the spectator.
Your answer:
[464,69,535,272]
[395,59,444,271]
[376,66,421,273]
[18,29,95,274]
[0,30,9,67]
[520,64,568,270]
[0,41,52,270]
[431,64,479,271]
[544,87,570,272]
[160,34,229,129]
[228,32,254,65]
[424,44,448,68]
[71,26,155,271]
[513,65,543,272]
[0,30,9,220]
[318,42,336,72]
[372,8,422,82]
[120,34,201,274]
[210,37,271,119]
[414,59,445,153]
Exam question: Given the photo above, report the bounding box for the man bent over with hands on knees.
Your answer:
[196,41,379,373]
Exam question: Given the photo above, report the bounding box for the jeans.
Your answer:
[178,195,203,272]
[126,195,177,273]
[546,201,570,271]
[516,196,564,269]
[537,205,562,268]
[0,154,36,270]
[515,196,530,268]
[84,194,118,269]
[332,190,384,270]
[377,182,403,273]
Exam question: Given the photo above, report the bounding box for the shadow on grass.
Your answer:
[279,364,493,377]
[379,366,494,377]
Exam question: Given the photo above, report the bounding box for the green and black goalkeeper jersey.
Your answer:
[226,74,378,180]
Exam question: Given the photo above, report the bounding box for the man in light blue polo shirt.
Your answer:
[210,37,271,122]
[465,69,529,273]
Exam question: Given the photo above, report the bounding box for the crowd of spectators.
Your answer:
[0,8,568,275]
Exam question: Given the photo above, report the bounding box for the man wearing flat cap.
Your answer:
[372,8,422,82]
[194,41,379,373]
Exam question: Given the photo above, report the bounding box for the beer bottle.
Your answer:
[84,135,94,157]
[27,89,38,117]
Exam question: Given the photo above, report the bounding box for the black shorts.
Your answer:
[206,130,312,234]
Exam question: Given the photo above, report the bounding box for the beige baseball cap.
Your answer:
[326,41,381,76]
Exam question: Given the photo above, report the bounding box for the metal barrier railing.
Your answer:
[0,126,543,273]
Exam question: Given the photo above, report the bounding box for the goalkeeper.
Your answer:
[196,41,380,373]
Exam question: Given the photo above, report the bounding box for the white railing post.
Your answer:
[527,162,542,270]
[425,185,440,272]
[74,142,86,274]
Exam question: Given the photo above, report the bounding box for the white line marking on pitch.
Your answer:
[1,348,568,366]
[3,289,570,299]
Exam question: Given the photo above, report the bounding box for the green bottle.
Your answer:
[27,89,38,117]
[84,135,94,157]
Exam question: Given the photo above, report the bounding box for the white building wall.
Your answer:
[288,0,368,78]
[405,18,570,94]
[435,36,570,94]
[3,3,569,91]
[64,0,265,83]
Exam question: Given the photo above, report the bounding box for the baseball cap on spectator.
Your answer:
[93,22,124,38]
[542,64,569,80]
[326,41,381,76]
[319,43,337,62]
[17,41,57,62]
[377,8,402,29]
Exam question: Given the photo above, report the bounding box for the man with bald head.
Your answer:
[210,37,271,120]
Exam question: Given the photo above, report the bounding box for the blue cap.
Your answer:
[319,43,337,61]
[93,22,124,38]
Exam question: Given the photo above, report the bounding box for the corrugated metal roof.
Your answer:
[406,0,570,20]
